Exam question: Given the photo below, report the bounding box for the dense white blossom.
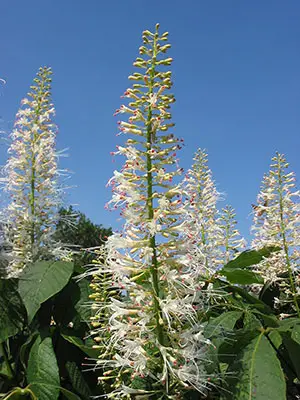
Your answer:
[218,205,246,264]
[251,153,300,314]
[181,149,223,276]
[90,26,215,398]
[182,150,245,276]
[2,67,70,275]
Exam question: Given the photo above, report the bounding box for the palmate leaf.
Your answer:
[27,335,60,400]
[224,332,286,399]
[18,261,74,323]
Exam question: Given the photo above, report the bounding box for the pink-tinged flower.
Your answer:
[251,153,300,316]
[90,26,216,398]
[181,149,224,276]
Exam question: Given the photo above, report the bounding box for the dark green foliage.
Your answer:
[1,238,300,400]
[202,247,300,399]
[224,334,286,399]
[0,259,104,398]
[27,335,60,400]
[18,261,74,323]
[219,246,280,285]
[0,279,26,342]
[0,207,111,398]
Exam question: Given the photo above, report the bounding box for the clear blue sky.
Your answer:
[1,0,299,241]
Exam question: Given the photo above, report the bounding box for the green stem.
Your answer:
[277,158,300,318]
[223,218,230,264]
[29,81,44,255]
[146,32,165,346]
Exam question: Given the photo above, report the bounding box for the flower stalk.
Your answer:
[182,149,223,276]
[3,67,69,274]
[251,152,300,316]
[145,30,165,346]
[91,25,214,398]
[218,205,246,264]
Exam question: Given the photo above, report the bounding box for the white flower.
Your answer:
[2,67,70,274]
[90,27,213,397]
[251,153,300,315]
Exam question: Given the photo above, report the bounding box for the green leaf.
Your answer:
[53,276,91,329]
[19,333,39,368]
[225,333,286,399]
[74,278,92,322]
[222,247,280,270]
[220,268,264,285]
[204,311,243,373]
[0,364,14,381]
[216,281,272,314]
[204,311,242,342]
[277,318,300,334]
[18,261,74,323]
[291,324,300,345]
[61,334,98,358]
[66,361,91,399]
[0,279,26,341]
[251,311,279,328]
[218,328,260,364]
[27,336,60,400]
[282,335,300,380]
[259,281,280,309]
[243,312,262,330]
[267,330,282,349]
[60,388,81,400]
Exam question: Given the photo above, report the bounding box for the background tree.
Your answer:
[54,206,112,266]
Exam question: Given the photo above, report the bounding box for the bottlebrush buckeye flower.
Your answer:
[3,67,70,275]
[181,149,224,276]
[182,150,246,276]
[218,205,246,265]
[90,25,216,398]
[251,153,300,315]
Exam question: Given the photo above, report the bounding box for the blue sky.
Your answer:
[0,0,299,241]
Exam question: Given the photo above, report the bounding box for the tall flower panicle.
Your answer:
[218,205,246,264]
[91,25,215,398]
[182,149,223,276]
[251,153,300,315]
[3,67,69,275]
